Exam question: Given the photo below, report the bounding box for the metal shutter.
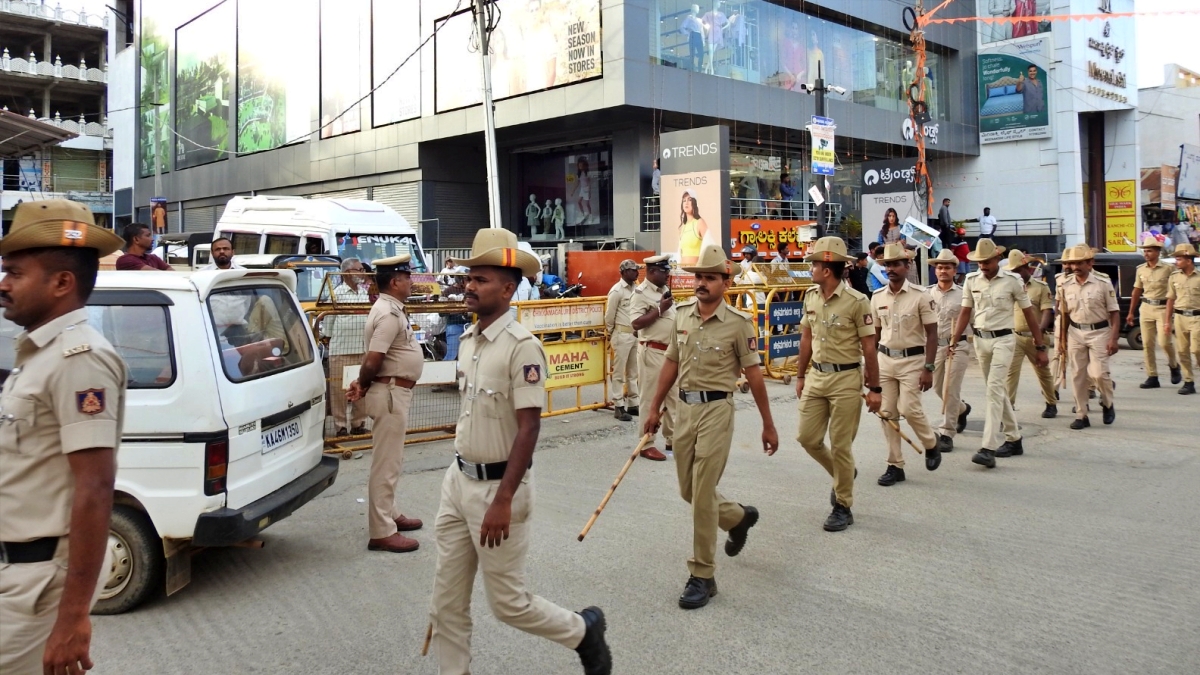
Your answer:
[307,188,369,200]
[183,205,217,233]
[372,183,420,225]
[430,181,488,248]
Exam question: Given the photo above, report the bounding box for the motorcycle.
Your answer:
[540,272,585,299]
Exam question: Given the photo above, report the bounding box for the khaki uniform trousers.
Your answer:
[637,344,675,447]
[879,354,937,467]
[0,540,111,674]
[673,397,744,579]
[1067,326,1115,417]
[1140,304,1179,377]
[1173,314,1200,383]
[798,369,862,509]
[933,341,971,438]
[610,331,639,408]
[1007,334,1057,406]
[975,334,1020,451]
[329,353,367,430]
[365,384,413,539]
[428,467,585,674]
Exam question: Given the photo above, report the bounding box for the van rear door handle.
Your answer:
[261,400,313,429]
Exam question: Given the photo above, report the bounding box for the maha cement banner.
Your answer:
[544,340,605,390]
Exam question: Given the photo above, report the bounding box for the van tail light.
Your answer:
[204,439,229,496]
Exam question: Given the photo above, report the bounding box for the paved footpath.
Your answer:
[92,349,1200,674]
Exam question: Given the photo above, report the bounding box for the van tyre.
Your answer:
[1126,326,1142,351]
[92,505,165,615]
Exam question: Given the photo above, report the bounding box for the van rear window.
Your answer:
[208,286,314,382]
[223,232,261,255]
[265,235,300,255]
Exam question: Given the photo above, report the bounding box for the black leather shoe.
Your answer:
[925,446,942,471]
[971,449,996,469]
[823,503,853,532]
[678,576,717,609]
[576,606,612,675]
[995,438,1024,457]
[724,505,758,557]
[1170,366,1183,385]
[1180,382,1197,395]
[936,434,953,453]
[626,406,639,417]
[878,465,905,486]
[956,402,971,434]
[1042,404,1057,418]
[1070,416,1091,430]
[1055,390,1060,400]
[1140,376,1161,389]
[1102,403,1115,425]
[1089,389,1096,400]
[613,407,631,422]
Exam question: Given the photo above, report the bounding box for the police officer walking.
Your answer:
[1165,243,1200,395]
[950,239,1048,468]
[0,199,127,674]
[870,243,941,486]
[606,260,640,421]
[629,255,674,461]
[928,249,971,453]
[426,229,611,675]
[794,237,881,531]
[1127,235,1182,389]
[642,244,778,610]
[1057,245,1120,429]
[1003,250,1059,418]
[347,255,425,553]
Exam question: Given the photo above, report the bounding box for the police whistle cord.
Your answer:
[578,433,655,542]
[862,394,924,455]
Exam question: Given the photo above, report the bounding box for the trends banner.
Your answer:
[658,126,730,264]
[861,159,923,244]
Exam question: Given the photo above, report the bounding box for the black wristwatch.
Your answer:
[867,386,883,394]
[1035,344,1048,352]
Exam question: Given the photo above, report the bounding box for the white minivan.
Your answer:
[214,195,430,271]
[0,269,339,614]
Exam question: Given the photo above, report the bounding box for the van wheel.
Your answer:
[92,506,165,615]
[1126,326,1142,351]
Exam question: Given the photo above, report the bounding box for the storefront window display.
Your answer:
[652,0,948,121]
[516,146,613,240]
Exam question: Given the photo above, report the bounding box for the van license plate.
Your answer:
[261,419,303,454]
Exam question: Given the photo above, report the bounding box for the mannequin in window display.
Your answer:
[779,18,806,92]
[701,1,728,75]
[900,59,915,104]
[553,198,566,239]
[725,8,746,68]
[988,0,1014,42]
[807,29,824,88]
[525,194,542,236]
[541,199,553,235]
[679,5,705,72]
[574,157,593,227]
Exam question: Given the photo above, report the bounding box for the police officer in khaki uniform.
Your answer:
[1003,250,1059,419]
[1165,243,1200,395]
[628,255,674,461]
[0,199,126,674]
[870,243,940,486]
[605,260,640,421]
[1057,244,1120,428]
[427,229,610,675]
[928,249,971,453]
[347,255,425,553]
[643,245,778,610]
[1127,235,1182,389]
[794,237,881,532]
[950,239,1048,468]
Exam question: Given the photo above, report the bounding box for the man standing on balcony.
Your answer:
[979,207,997,240]
[606,260,640,421]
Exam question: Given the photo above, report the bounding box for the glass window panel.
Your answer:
[209,287,314,382]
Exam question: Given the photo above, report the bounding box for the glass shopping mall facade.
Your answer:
[124,0,980,248]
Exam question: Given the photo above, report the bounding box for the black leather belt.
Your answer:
[937,336,967,346]
[1016,331,1035,337]
[1176,309,1200,317]
[1070,320,1109,331]
[456,454,528,481]
[879,345,925,359]
[679,390,729,404]
[1143,298,1166,306]
[973,328,1013,339]
[0,537,59,564]
[811,362,861,373]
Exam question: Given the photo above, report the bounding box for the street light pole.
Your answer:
[474,0,502,229]
[813,62,827,239]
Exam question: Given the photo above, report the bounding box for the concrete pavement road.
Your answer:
[91,349,1200,674]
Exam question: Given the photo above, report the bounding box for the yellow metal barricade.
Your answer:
[730,263,813,384]
[514,297,611,417]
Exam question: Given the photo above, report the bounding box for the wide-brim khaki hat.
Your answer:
[681,244,734,275]
[457,228,541,277]
[1056,244,1095,263]
[803,236,855,263]
[1172,242,1198,258]
[0,199,123,257]
[879,242,913,263]
[931,249,958,265]
[966,238,1006,262]
[1002,249,1030,271]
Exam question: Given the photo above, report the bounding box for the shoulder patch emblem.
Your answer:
[76,388,105,415]
[864,314,873,325]
[523,364,541,384]
[748,336,758,351]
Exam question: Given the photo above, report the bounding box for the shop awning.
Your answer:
[0,109,78,157]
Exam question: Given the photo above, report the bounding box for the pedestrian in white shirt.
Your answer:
[327,258,371,436]
[979,207,997,240]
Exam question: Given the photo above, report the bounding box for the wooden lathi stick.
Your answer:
[863,394,923,455]
[421,622,432,656]
[578,433,654,542]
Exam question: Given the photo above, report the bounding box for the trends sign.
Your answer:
[658,126,731,262]
[861,158,923,238]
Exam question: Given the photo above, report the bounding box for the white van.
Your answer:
[0,269,338,614]
[214,195,430,271]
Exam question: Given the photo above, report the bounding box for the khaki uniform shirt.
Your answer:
[0,309,126,542]
[961,270,1032,331]
[1134,262,1174,301]
[1167,269,1200,310]
[605,280,637,334]
[1015,279,1053,333]
[1060,273,1118,324]
[927,283,964,339]
[665,299,759,392]
[629,280,675,344]
[870,281,936,350]
[363,294,423,380]
[800,283,874,364]
[455,314,546,464]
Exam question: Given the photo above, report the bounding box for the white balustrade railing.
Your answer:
[0,0,109,29]
[0,48,107,83]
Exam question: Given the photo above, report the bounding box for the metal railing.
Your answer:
[1,50,107,84]
[958,218,1064,237]
[643,195,843,232]
[0,0,109,29]
[3,173,113,193]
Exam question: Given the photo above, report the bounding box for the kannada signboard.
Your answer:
[768,332,801,360]
[1104,179,1137,252]
[808,116,836,176]
[517,299,606,332]
[768,302,804,326]
[732,218,817,258]
[544,339,605,390]
[1161,164,1177,211]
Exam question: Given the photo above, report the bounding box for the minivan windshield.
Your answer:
[337,233,427,272]
[208,286,314,382]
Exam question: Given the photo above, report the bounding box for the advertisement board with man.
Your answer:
[978,42,1051,144]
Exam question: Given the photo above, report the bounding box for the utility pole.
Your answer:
[813,61,827,239]
[473,0,502,229]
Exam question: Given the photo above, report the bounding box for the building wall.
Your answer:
[1138,85,1200,169]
